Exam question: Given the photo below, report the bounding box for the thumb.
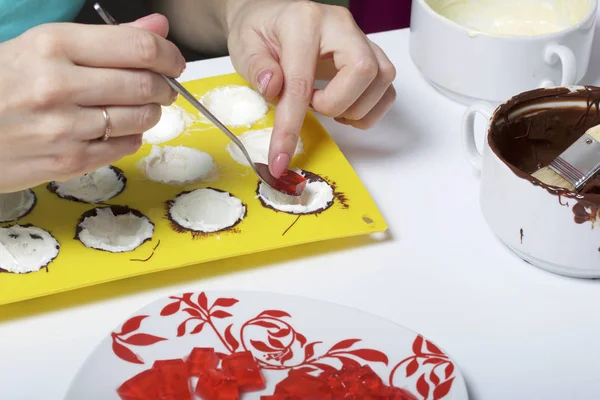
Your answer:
[123,13,170,38]
[235,42,284,101]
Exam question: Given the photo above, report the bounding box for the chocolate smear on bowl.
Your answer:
[488,86,600,226]
[0,224,60,274]
[166,188,246,238]
[75,205,154,253]
[572,202,599,225]
[47,166,126,204]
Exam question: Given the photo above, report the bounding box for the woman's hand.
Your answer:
[227,0,397,177]
[0,14,185,193]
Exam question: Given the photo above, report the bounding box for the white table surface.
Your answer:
[3,27,600,400]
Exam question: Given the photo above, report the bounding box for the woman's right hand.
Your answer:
[0,14,185,193]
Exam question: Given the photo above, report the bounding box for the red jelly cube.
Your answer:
[187,348,219,376]
[355,365,383,392]
[275,371,332,400]
[153,359,192,400]
[273,170,307,196]
[260,396,301,400]
[320,366,358,395]
[221,351,266,392]
[384,387,419,400]
[343,394,377,400]
[117,369,161,400]
[221,351,257,370]
[195,369,239,400]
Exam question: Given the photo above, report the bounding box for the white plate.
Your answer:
[66,291,468,399]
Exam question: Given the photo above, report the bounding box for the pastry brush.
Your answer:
[532,124,600,192]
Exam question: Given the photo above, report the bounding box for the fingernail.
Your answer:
[170,90,179,104]
[271,153,290,179]
[335,117,351,125]
[308,103,316,112]
[137,13,159,22]
[257,70,273,95]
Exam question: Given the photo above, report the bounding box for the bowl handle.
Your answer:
[543,43,577,86]
[461,103,494,171]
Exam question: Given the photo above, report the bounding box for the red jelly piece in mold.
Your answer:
[273,170,307,196]
[187,347,219,376]
[117,369,162,400]
[195,369,240,400]
[221,351,266,392]
[153,359,192,400]
[274,371,332,399]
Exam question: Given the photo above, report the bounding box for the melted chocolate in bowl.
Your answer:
[489,87,600,215]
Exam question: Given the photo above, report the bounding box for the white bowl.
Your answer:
[410,0,598,105]
[463,86,600,278]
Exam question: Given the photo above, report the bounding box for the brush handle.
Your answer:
[586,124,600,141]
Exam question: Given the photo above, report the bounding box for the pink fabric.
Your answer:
[349,0,412,34]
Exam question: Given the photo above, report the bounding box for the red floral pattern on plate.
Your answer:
[111,315,167,364]
[111,292,457,399]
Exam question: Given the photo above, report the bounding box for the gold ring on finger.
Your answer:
[100,106,112,141]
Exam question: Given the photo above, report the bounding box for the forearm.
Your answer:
[148,0,253,56]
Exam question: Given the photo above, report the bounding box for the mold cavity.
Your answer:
[425,0,592,36]
[142,105,192,145]
[0,189,36,223]
[75,206,154,253]
[167,188,246,234]
[138,145,217,185]
[227,127,303,166]
[200,85,268,127]
[47,166,126,204]
[0,224,60,274]
[257,170,334,215]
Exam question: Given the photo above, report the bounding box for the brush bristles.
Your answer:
[532,166,575,191]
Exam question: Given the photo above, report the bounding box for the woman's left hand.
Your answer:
[226,0,397,177]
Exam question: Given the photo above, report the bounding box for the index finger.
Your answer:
[51,23,186,78]
[270,23,320,178]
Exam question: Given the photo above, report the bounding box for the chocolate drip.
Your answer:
[520,228,524,244]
